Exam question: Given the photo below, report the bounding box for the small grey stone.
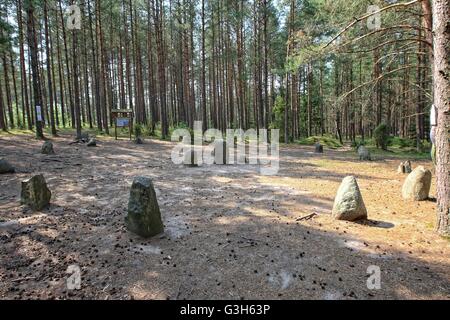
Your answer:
[357,146,371,161]
[21,174,51,211]
[41,141,55,155]
[402,166,432,201]
[332,176,367,221]
[315,143,324,154]
[0,158,15,174]
[397,161,412,174]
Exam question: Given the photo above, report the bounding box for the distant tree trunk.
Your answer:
[2,52,13,129]
[152,0,168,138]
[201,0,207,132]
[59,0,75,129]
[25,0,44,139]
[0,75,6,131]
[72,23,82,139]
[44,0,56,135]
[18,0,31,130]
[88,0,101,131]
[307,63,313,137]
[433,0,449,236]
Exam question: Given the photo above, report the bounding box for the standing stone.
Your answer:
[0,158,15,174]
[21,174,51,210]
[41,141,55,155]
[332,176,368,221]
[397,161,412,174]
[315,143,324,153]
[125,177,164,238]
[404,161,412,173]
[402,166,432,201]
[358,146,371,161]
[87,138,97,147]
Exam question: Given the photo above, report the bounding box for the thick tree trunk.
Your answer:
[433,0,450,236]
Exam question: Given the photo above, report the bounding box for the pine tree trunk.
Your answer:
[433,0,450,236]
[25,0,44,139]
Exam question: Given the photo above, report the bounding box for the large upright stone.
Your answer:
[0,158,15,174]
[41,141,55,155]
[358,146,371,161]
[21,174,51,210]
[402,166,432,201]
[332,176,367,221]
[125,177,164,238]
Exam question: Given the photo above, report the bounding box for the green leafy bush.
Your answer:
[374,123,389,150]
[296,135,342,149]
[134,123,143,138]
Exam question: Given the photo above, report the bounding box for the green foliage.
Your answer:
[351,138,366,150]
[374,123,389,150]
[296,134,342,149]
[270,95,286,141]
[134,123,143,138]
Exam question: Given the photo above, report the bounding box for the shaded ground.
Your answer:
[0,133,449,300]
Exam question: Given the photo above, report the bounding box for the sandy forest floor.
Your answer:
[0,133,449,300]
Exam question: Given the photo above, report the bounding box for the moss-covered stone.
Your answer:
[125,177,164,238]
[21,174,51,211]
[41,141,55,155]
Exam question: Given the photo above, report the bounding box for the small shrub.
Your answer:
[134,123,143,138]
[351,138,366,150]
[374,123,389,150]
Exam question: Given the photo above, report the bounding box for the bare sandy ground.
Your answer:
[0,133,449,300]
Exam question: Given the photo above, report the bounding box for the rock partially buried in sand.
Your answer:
[357,146,371,161]
[0,158,15,174]
[125,177,164,238]
[402,166,432,201]
[21,174,52,210]
[41,141,55,155]
[332,176,367,221]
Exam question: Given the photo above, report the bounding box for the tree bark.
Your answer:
[433,0,450,236]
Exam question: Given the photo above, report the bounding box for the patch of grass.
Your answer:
[345,145,431,160]
[295,135,343,149]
